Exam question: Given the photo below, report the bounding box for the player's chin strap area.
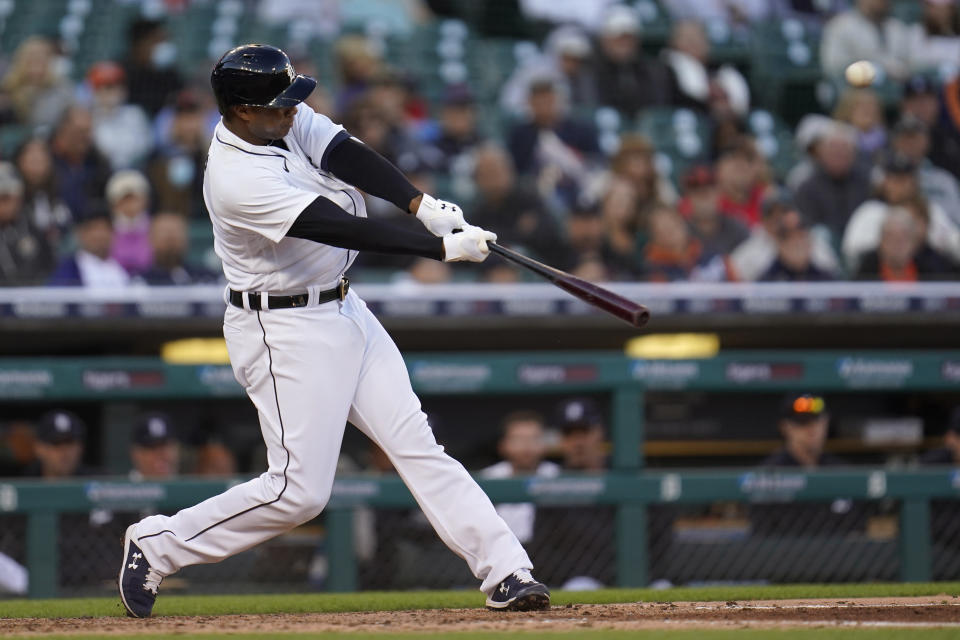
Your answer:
[228,278,349,311]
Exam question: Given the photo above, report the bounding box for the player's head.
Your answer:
[556,398,606,472]
[211,44,316,138]
[34,410,86,478]
[130,412,180,479]
[498,410,548,473]
[778,393,829,462]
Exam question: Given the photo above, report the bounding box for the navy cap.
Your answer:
[903,74,938,98]
[780,393,828,424]
[882,152,919,174]
[442,84,475,106]
[133,413,178,447]
[557,398,603,432]
[37,410,86,444]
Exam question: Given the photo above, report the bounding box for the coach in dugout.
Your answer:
[760,393,846,468]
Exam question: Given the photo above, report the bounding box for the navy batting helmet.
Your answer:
[210,44,317,115]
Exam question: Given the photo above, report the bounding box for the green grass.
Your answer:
[1,582,959,619]
[3,631,959,640]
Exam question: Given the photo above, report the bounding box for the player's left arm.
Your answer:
[324,137,467,237]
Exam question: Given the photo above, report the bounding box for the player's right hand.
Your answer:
[442,225,497,262]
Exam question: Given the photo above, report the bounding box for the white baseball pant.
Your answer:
[133,289,531,595]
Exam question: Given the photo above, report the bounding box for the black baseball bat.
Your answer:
[488,243,650,328]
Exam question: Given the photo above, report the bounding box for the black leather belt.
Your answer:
[229,278,349,310]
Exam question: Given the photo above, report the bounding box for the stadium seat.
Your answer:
[749,19,825,126]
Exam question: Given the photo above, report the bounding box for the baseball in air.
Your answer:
[845,60,876,87]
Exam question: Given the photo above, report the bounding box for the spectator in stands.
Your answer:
[760,216,835,282]
[432,85,484,169]
[146,89,209,219]
[842,153,960,270]
[855,207,956,280]
[507,77,601,207]
[565,201,609,280]
[469,144,567,266]
[500,25,596,117]
[0,163,56,286]
[601,135,676,276]
[901,195,960,272]
[679,165,749,257]
[770,0,847,26]
[820,0,912,81]
[122,19,183,116]
[715,137,767,228]
[899,75,960,181]
[334,35,381,116]
[662,21,750,119]
[106,170,153,275]
[49,106,112,221]
[794,121,872,240]
[663,0,770,34]
[22,410,95,478]
[786,114,834,192]
[761,394,843,468]
[904,0,960,73]
[138,212,217,286]
[14,137,72,250]
[48,210,130,288]
[85,61,153,171]
[731,188,841,281]
[592,5,671,117]
[832,88,887,157]
[889,115,960,225]
[920,408,960,465]
[641,204,732,282]
[130,412,180,480]
[480,411,560,544]
[0,36,73,128]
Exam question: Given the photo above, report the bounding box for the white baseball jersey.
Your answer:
[132,105,533,598]
[203,103,364,293]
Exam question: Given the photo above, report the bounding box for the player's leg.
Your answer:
[343,294,548,609]
[120,304,361,616]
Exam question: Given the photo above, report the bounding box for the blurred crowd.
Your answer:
[1,0,960,287]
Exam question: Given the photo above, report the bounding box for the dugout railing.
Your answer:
[2,350,960,597]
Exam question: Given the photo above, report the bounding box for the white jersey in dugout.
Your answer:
[203,103,363,293]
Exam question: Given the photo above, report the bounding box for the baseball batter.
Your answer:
[118,44,549,616]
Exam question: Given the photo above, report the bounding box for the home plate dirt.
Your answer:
[3,596,960,635]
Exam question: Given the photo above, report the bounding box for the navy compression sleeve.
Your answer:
[286,196,443,260]
[324,137,422,211]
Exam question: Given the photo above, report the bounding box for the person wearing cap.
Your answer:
[794,121,872,240]
[48,209,130,287]
[530,398,615,588]
[86,60,154,171]
[0,162,56,286]
[129,413,180,480]
[890,115,960,225]
[23,410,96,478]
[786,114,835,192]
[921,408,960,465]
[900,74,960,181]
[761,394,845,468]
[499,25,596,118]
[50,106,112,222]
[730,187,841,281]
[820,0,912,81]
[842,152,960,271]
[506,76,602,197]
[760,214,836,282]
[593,5,671,117]
[432,84,484,168]
[679,165,749,257]
[480,411,560,544]
[105,169,153,275]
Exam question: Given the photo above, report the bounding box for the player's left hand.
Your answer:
[415,194,467,237]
